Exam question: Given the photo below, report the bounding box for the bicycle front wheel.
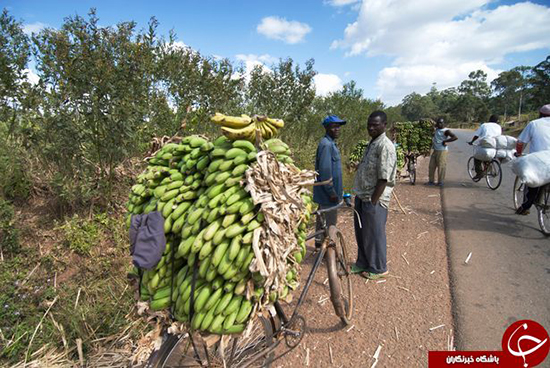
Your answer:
[326,226,353,325]
[485,160,502,190]
[513,176,524,210]
[537,188,550,236]
[467,157,477,181]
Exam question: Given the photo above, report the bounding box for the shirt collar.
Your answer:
[325,134,336,143]
[371,132,386,143]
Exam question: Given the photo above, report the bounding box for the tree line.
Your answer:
[1,9,547,211]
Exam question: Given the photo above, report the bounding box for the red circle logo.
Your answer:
[502,320,549,367]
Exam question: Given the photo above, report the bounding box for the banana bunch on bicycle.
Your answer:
[126,115,314,334]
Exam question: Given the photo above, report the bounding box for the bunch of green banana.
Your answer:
[263,138,294,165]
[139,238,186,310]
[126,132,314,332]
[211,113,284,143]
[171,271,255,334]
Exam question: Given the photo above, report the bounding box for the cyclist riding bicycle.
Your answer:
[468,114,502,181]
[514,104,550,215]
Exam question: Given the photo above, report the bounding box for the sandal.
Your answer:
[360,271,389,280]
[351,264,368,274]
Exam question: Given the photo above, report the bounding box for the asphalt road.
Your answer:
[441,129,550,350]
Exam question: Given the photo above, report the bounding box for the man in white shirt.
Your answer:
[514,104,550,215]
[468,115,502,180]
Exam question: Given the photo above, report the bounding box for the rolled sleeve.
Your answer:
[377,145,396,181]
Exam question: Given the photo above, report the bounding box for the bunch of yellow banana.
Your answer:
[211,113,284,143]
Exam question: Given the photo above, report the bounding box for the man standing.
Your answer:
[515,104,550,215]
[468,115,502,181]
[313,115,346,248]
[352,111,397,280]
[426,118,457,186]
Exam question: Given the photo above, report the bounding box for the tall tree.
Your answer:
[529,55,550,110]
[400,92,437,121]
[0,9,31,128]
[32,9,159,207]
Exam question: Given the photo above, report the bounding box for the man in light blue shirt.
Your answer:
[313,115,346,248]
[426,118,457,186]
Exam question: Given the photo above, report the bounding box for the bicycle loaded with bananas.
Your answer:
[125,114,354,367]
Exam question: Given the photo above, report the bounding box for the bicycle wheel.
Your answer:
[485,159,502,190]
[513,176,525,210]
[148,316,277,368]
[467,157,477,181]
[537,188,550,236]
[326,226,353,325]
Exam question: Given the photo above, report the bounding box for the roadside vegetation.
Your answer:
[0,7,548,365]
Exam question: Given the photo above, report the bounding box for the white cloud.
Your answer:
[314,73,343,96]
[332,0,550,105]
[257,16,312,44]
[235,54,276,82]
[23,22,48,35]
[24,68,40,85]
[326,0,360,6]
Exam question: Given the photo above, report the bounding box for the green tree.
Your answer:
[458,70,490,122]
[529,55,550,110]
[0,9,31,128]
[400,92,437,121]
[32,9,159,209]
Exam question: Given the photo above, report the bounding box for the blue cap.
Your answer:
[322,115,346,126]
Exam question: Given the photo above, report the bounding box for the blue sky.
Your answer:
[5,0,550,106]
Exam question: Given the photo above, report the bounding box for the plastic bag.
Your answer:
[474,146,496,161]
[479,137,496,148]
[512,150,550,187]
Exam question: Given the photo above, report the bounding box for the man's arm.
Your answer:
[443,130,458,145]
[317,143,338,202]
[372,143,396,205]
[468,135,479,145]
[515,123,532,156]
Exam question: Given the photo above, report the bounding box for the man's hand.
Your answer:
[468,141,473,146]
[329,194,339,203]
[442,141,447,146]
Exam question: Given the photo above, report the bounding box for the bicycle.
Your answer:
[146,200,355,367]
[513,177,550,235]
[466,144,503,190]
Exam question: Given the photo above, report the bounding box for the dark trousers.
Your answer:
[474,158,483,176]
[315,203,338,247]
[522,186,541,211]
[353,197,388,274]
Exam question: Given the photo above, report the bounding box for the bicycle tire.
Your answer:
[513,176,524,210]
[537,188,550,236]
[485,159,502,190]
[326,226,353,325]
[467,157,477,181]
[148,316,276,368]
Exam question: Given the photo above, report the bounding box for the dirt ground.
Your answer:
[273,157,454,368]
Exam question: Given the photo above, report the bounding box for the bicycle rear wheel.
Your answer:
[326,226,353,325]
[147,316,277,368]
[467,157,477,181]
[485,159,502,190]
[537,188,550,236]
[513,176,524,210]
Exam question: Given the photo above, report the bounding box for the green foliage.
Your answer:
[57,212,123,255]
[401,92,437,121]
[0,197,19,254]
[349,139,369,166]
[393,120,434,155]
[0,124,31,200]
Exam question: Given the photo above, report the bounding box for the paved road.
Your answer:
[441,129,550,350]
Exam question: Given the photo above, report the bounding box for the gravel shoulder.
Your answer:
[274,156,454,367]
